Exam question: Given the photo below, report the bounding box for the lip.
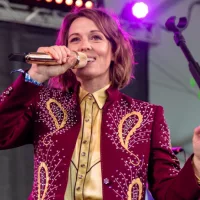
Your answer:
[87,55,96,60]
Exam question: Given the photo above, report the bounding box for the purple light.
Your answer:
[132,2,149,19]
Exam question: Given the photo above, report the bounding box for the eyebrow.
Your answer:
[68,30,102,39]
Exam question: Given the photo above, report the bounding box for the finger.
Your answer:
[60,46,68,63]
[37,47,57,61]
[194,126,200,134]
[62,46,72,63]
[47,47,62,64]
[63,46,71,57]
[52,46,63,64]
[38,46,60,63]
[64,56,77,69]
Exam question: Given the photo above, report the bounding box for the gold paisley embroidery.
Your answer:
[127,178,142,200]
[46,99,67,130]
[43,98,67,146]
[38,162,49,200]
[118,111,143,166]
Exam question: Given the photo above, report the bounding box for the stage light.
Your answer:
[8,0,96,12]
[132,2,149,19]
[55,0,63,4]
[75,0,83,7]
[120,1,150,22]
[85,1,93,8]
[65,0,73,5]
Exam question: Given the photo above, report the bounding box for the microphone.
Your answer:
[172,146,184,155]
[8,51,93,69]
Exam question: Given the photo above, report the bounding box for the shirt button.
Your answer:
[8,87,12,91]
[81,164,86,168]
[81,152,86,156]
[104,178,110,185]
[76,187,81,191]
[88,94,93,100]
[85,119,89,122]
[78,175,83,179]
[83,140,87,144]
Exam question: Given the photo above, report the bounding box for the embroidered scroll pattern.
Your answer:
[118,111,143,166]
[105,99,154,199]
[38,162,49,200]
[158,109,180,176]
[43,98,68,145]
[32,141,67,200]
[35,87,77,145]
[128,178,142,200]
[111,158,147,200]
[159,112,171,150]
[32,87,77,200]
[106,99,154,160]
[105,99,181,199]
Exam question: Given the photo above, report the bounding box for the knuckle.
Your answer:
[37,47,45,52]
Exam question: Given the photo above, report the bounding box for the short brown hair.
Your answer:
[49,8,134,90]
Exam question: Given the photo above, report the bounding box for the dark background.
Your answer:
[0,21,149,200]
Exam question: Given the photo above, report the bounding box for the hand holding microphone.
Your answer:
[9,45,91,83]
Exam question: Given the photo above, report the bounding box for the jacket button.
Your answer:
[104,178,110,185]
[8,87,13,91]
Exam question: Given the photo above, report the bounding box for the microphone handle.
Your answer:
[8,51,88,68]
[26,52,68,65]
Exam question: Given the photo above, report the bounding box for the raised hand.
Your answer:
[28,45,77,83]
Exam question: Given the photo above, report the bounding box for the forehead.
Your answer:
[68,17,100,35]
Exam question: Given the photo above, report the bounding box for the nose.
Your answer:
[79,39,92,52]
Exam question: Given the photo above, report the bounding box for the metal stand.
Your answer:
[165,16,200,88]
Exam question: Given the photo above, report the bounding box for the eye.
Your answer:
[69,37,80,43]
[91,35,102,40]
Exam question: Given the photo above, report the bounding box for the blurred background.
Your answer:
[0,0,200,199]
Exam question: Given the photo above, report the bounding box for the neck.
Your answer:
[78,76,110,93]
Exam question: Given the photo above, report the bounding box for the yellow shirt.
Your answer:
[65,84,110,200]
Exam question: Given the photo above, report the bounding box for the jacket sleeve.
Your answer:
[0,73,42,149]
[148,105,200,200]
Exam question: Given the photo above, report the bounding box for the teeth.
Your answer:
[87,58,95,62]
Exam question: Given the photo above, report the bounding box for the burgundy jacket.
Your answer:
[0,74,199,200]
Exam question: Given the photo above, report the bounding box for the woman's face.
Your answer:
[67,17,113,84]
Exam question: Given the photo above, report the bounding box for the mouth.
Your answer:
[87,56,96,63]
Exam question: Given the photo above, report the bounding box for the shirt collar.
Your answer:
[79,83,111,109]
[79,87,89,103]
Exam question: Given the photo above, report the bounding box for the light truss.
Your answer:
[0,0,161,44]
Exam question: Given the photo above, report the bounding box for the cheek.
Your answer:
[97,46,112,59]
[67,43,78,51]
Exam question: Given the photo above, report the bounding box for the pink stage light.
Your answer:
[132,2,149,19]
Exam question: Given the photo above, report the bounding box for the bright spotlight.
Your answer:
[55,0,63,4]
[120,1,149,21]
[65,0,73,5]
[132,2,149,19]
[75,0,83,7]
[85,1,93,8]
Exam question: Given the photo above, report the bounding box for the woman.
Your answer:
[0,8,200,200]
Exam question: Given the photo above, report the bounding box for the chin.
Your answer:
[76,73,96,81]
[75,66,97,77]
